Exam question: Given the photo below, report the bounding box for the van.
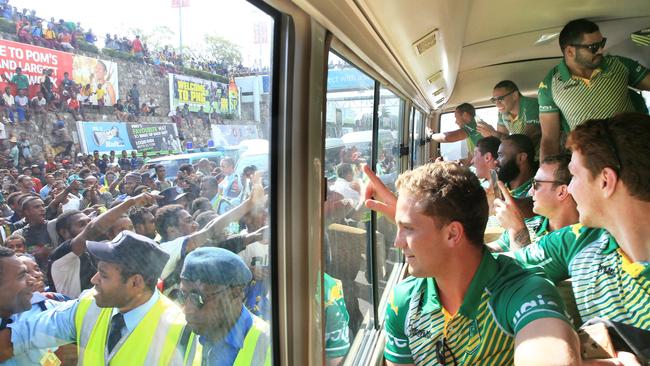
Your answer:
[147,151,228,180]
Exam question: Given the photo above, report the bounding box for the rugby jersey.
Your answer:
[384,249,568,365]
[495,215,549,252]
[514,224,650,329]
[324,273,351,359]
[497,96,540,134]
[538,56,648,131]
[507,178,533,199]
[461,119,483,154]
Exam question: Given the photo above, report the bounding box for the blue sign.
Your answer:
[327,68,374,91]
[81,122,133,152]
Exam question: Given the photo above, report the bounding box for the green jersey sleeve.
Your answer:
[494,231,511,252]
[501,270,569,334]
[513,224,588,283]
[520,96,540,124]
[538,71,558,114]
[384,277,419,364]
[324,274,351,359]
[615,55,650,87]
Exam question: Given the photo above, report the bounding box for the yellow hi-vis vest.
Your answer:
[181,315,272,366]
[74,291,188,365]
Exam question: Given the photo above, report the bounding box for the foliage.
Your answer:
[76,40,99,54]
[202,35,243,70]
[126,26,175,50]
[180,67,228,83]
[101,48,137,62]
[0,18,15,34]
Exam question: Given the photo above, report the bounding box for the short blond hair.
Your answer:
[396,162,488,246]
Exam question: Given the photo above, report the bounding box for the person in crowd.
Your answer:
[114,172,142,202]
[217,157,241,214]
[0,231,192,365]
[425,103,482,165]
[330,163,360,203]
[514,113,650,364]
[361,162,579,365]
[29,91,47,131]
[178,247,271,364]
[0,247,62,365]
[538,19,650,158]
[128,206,157,240]
[12,197,58,269]
[2,87,15,124]
[496,134,537,199]
[3,234,26,254]
[489,154,578,252]
[13,89,29,124]
[1,67,29,93]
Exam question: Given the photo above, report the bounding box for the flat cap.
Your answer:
[87,231,169,280]
[181,247,252,286]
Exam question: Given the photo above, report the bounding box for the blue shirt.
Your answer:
[2,293,61,366]
[39,185,52,200]
[199,306,253,366]
[10,289,161,358]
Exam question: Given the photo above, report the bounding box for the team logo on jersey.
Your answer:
[538,81,547,89]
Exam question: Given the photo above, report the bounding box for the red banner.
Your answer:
[0,39,73,98]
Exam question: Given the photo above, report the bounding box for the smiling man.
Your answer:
[362,163,579,365]
[538,18,650,159]
[514,113,650,364]
[0,231,191,365]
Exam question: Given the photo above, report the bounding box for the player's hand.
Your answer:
[493,181,526,232]
[362,164,397,222]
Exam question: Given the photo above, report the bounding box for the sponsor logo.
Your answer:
[512,295,558,325]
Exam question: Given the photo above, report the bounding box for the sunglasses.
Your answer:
[176,288,229,309]
[570,37,607,54]
[435,337,457,366]
[490,89,516,104]
[532,179,567,190]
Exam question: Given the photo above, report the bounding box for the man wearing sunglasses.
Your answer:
[538,18,650,159]
[362,163,579,366]
[514,113,650,364]
[178,247,271,365]
[477,81,541,153]
[489,154,578,252]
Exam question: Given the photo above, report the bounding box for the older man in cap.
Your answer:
[179,247,271,365]
[0,231,191,365]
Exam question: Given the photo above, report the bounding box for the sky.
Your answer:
[10,0,274,67]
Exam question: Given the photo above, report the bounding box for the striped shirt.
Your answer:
[497,96,539,134]
[514,224,650,329]
[384,250,568,365]
[507,178,533,199]
[538,56,648,131]
[495,215,549,252]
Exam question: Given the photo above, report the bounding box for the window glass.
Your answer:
[439,106,498,160]
[323,52,375,364]
[375,86,403,317]
[0,0,275,362]
[411,109,422,166]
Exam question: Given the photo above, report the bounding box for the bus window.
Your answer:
[323,52,375,365]
[439,107,498,161]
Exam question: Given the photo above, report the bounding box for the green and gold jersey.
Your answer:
[324,273,351,358]
[461,118,483,154]
[497,96,540,134]
[514,224,650,329]
[538,56,649,132]
[384,250,568,365]
[507,178,533,199]
[495,215,550,252]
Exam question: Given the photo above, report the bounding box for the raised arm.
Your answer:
[71,192,159,255]
[362,164,397,222]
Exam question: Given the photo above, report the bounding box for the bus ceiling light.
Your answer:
[413,28,439,55]
[433,87,445,97]
[427,70,443,85]
[535,32,560,45]
[434,96,446,106]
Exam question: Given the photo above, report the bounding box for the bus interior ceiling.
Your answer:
[291,0,650,114]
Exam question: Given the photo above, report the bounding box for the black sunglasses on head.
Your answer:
[570,37,607,54]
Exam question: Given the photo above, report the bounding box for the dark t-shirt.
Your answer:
[47,239,96,294]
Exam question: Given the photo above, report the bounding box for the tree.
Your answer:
[202,35,243,70]
[127,26,175,50]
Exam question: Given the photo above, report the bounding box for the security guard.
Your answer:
[0,231,190,365]
[178,247,271,365]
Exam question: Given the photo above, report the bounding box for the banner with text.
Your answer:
[169,73,240,115]
[77,122,181,153]
[0,39,119,103]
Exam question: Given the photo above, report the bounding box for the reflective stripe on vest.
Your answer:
[74,291,188,365]
[185,315,271,366]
